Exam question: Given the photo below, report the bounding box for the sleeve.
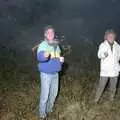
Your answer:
[37,42,49,62]
[97,43,106,59]
[118,45,120,60]
[56,45,62,58]
[57,45,65,63]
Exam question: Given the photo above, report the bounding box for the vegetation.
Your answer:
[0,38,120,120]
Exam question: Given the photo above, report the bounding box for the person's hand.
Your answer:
[44,52,50,58]
[59,56,64,63]
[104,52,108,57]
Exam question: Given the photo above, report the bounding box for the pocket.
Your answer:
[101,60,108,68]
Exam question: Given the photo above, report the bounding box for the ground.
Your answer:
[0,49,120,120]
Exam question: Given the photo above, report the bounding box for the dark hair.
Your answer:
[105,29,115,35]
[44,25,55,35]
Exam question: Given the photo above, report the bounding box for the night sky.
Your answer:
[0,0,120,48]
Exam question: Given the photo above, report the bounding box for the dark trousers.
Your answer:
[95,77,118,102]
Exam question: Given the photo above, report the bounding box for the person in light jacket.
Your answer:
[95,29,120,102]
[37,25,64,119]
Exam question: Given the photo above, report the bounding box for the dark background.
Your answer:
[0,0,120,68]
[0,0,120,43]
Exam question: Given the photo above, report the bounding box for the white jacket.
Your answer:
[98,40,120,77]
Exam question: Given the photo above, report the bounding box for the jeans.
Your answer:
[39,72,59,118]
[95,77,118,102]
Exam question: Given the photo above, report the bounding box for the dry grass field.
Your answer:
[0,45,120,120]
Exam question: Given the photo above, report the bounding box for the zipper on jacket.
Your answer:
[108,41,114,53]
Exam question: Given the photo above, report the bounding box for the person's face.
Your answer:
[107,33,116,43]
[45,28,55,41]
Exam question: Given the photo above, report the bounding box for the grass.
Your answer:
[0,46,120,120]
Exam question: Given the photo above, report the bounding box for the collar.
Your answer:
[104,40,117,45]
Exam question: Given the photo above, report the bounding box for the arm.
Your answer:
[37,43,50,62]
[98,43,107,59]
[57,46,64,63]
[118,45,120,60]
[37,51,49,62]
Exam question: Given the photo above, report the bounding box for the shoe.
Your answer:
[46,109,53,114]
[39,117,47,120]
[110,94,115,102]
[39,115,47,120]
[94,97,99,103]
[110,97,114,101]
